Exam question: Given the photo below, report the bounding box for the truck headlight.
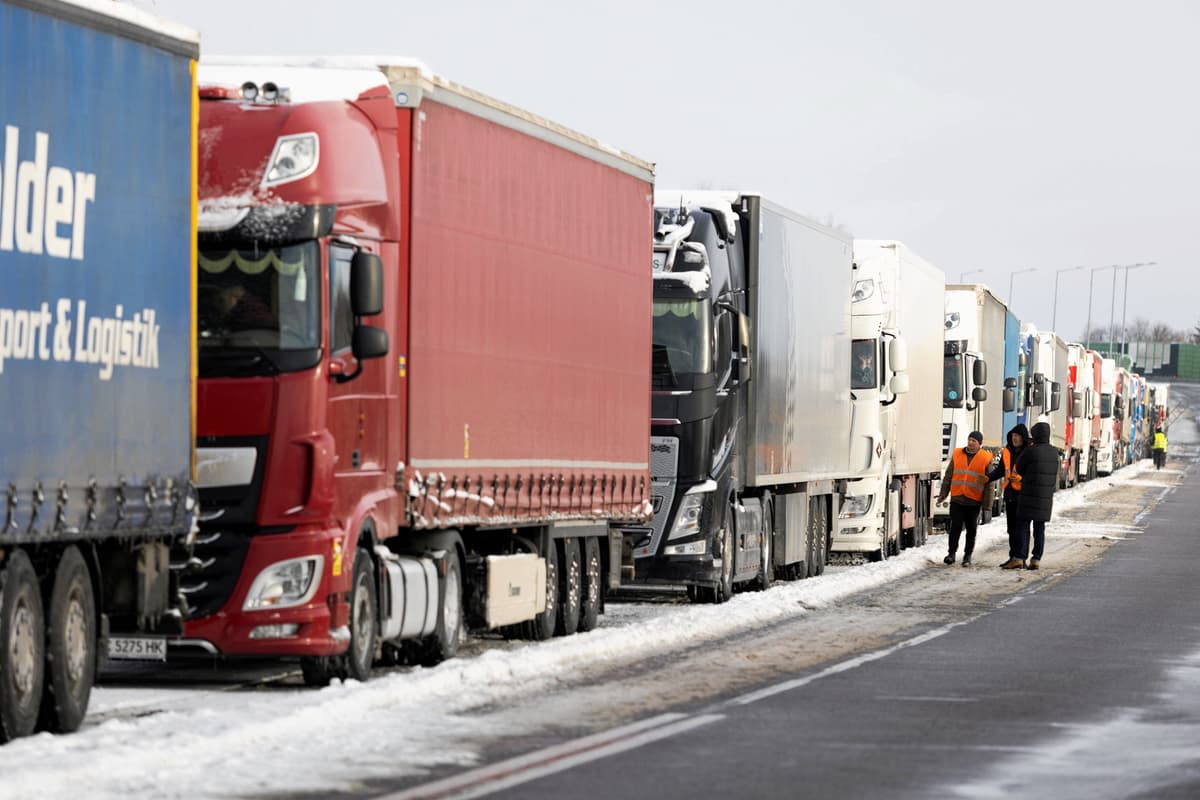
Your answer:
[852,279,875,303]
[667,482,714,540]
[839,495,873,519]
[243,556,323,611]
[262,132,320,187]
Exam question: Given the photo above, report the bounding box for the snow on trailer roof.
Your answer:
[40,0,199,58]
[200,56,655,182]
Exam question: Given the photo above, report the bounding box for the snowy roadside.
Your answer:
[1,445,1190,799]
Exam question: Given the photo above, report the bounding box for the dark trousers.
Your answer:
[947,502,980,558]
[1016,518,1045,561]
[1004,495,1022,560]
[1154,450,1166,469]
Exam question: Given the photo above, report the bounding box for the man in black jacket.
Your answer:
[987,423,1030,569]
[1013,421,1058,570]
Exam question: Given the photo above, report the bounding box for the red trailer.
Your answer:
[183,59,653,682]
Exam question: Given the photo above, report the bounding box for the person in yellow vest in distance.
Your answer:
[1152,427,1168,470]
[936,430,993,567]
[987,424,1030,569]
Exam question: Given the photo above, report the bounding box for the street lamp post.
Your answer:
[1119,261,1157,367]
[1051,265,1085,331]
[959,269,984,283]
[1084,265,1109,350]
[1008,267,1038,310]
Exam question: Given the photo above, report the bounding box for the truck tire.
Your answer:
[301,549,377,685]
[555,538,581,636]
[38,546,95,733]
[0,550,45,742]
[343,550,378,681]
[713,526,734,604]
[420,550,462,666]
[577,536,602,632]
[523,539,559,640]
[756,500,774,591]
[813,498,828,576]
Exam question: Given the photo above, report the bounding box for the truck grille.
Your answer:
[172,529,251,620]
[941,422,956,461]
[636,436,680,559]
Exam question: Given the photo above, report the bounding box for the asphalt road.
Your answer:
[384,385,1200,800]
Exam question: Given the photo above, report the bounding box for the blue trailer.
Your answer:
[0,0,197,740]
[1002,310,1021,436]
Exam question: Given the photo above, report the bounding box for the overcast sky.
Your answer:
[136,0,1198,341]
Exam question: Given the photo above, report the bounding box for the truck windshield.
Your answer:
[944,354,965,408]
[197,241,321,376]
[652,299,711,387]
[1100,393,1113,418]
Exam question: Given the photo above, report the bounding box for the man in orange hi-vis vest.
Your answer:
[936,430,993,567]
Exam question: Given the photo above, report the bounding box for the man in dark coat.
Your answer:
[987,423,1030,569]
[1013,421,1058,570]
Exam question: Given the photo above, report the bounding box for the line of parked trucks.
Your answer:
[0,0,1174,740]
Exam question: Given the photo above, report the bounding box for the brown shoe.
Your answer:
[1000,558,1025,570]
[1028,559,1040,570]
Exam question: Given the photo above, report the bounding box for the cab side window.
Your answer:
[329,244,353,353]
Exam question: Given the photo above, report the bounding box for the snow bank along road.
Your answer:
[2,403,1195,799]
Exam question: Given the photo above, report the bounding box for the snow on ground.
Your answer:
[0,454,1188,800]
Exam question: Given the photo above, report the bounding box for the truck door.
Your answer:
[327,242,391,514]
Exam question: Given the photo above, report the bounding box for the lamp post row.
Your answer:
[959,263,1157,367]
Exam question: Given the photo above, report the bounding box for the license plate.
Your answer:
[107,636,167,661]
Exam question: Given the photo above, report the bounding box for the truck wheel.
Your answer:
[38,546,95,733]
[813,498,828,576]
[803,500,817,579]
[577,537,602,632]
[420,550,462,666]
[713,526,734,603]
[343,550,378,681]
[554,538,581,636]
[0,550,45,742]
[756,501,774,591]
[524,539,559,640]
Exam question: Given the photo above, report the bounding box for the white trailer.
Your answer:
[1029,331,1069,455]
[832,241,944,559]
[1096,358,1118,475]
[940,284,1009,521]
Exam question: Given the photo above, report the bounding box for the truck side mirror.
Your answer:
[352,325,389,361]
[1072,391,1083,417]
[1004,377,1017,389]
[732,310,752,384]
[972,387,987,402]
[973,359,987,387]
[1003,387,1015,413]
[888,338,909,373]
[889,373,910,395]
[1050,382,1062,412]
[350,251,384,316]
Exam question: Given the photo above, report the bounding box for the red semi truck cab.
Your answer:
[181,60,653,681]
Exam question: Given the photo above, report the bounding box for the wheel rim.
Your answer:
[63,586,89,686]
[585,551,600,605]
[545,557,557,611]
[442,566,461,642]
[9,595,36,698]
[567,551,581,609]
